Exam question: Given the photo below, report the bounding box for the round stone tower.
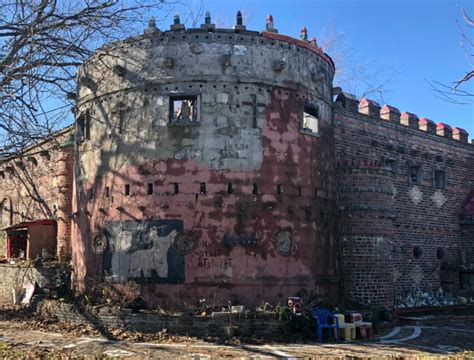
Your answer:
[71,14,337,307]
[337,159,396,308]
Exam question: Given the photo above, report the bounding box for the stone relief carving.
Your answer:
[273,229,293,256]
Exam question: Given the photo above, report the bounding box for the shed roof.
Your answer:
[2,220,57,231]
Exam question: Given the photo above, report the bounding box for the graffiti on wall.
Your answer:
[102,219,185,284]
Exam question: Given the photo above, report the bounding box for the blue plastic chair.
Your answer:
[311,308,339,342]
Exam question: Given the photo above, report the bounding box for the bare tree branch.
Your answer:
[430,7,474,103]
[0,0,181,157]
[320,22,399,103]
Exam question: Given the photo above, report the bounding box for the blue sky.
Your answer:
[173,0,474,138]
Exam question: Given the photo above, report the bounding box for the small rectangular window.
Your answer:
[174,183,179,195]
[147,183,153,195]
[88,189,94,200]
[434,170,445,190]
[124,184,130,196]
[169,95,199,124]
[77,111,91,141]
[409,165,421,184]
[199,182,206,194]
[302,105,319,134]
[297,185,302,198]
[105,186,110,198]
[252,183,259,195]
[227,183,233,194]
[384,159,398,173]
[277,184,284,195]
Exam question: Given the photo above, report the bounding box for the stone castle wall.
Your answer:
[71,24,339,307]
[0,128,74,261]
[334,94,474,308]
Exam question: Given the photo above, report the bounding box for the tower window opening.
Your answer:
[413,245,422,259]
[227,183,233,194]
[277,184,284,195]
[302,105,319,134]
[436,247,445,260]
[147,183,153,195]
[409,165,421,185]
[174,183,179,195]
[124,184,130,196]
[252,183,259,195]
[105,186,110,198]
[169,95,199,123]
[434,170,445,190]
[384,158,398,174]
[77,111,91,142]
[199,182,206,194]
[297,185,302,198]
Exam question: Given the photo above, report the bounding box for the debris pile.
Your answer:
[396,288,474,308]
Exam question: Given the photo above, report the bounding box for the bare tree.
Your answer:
[319,22,399,103]
[0,0,180,156]
[428,7,474,104]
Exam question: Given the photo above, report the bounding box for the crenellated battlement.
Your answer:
[84,11,334,73]
[336,93,472,145]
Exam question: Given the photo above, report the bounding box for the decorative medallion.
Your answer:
[172,230,198,256]
[431,190,446,208]
[174,148,187,160]
[410,265,424,285]
[92,233,108,255]
[408,186,423,205]
[273,229,293,256]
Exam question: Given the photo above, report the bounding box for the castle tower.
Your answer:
[460,192,474,268]
[71,15,338,306]
[337,158,396,308]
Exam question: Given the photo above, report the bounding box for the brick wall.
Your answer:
[334,95,474,308]
[0,127,74,261]
[38,300,283,337]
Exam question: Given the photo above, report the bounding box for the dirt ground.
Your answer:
[0,306,473,359]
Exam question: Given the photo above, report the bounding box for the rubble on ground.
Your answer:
[396,288,474,308]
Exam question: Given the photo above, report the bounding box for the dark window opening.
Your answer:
[147,183,153,195]
[169,95,198,123]
[77,111,91,141]
[88,189,94,200]
[436,247,445,260]
[105,186,110,198]
[124,184,130,196]
[384,159,398,174]
[409,165,421,184]
[297,185,302,198]
[227,183,233,194]
[413,246,422,259]
[199,182,206,194]
[434,170,445,190]
[252,183,259,195]
[174,183,179,195]
[117,103,126,134]
[277,184,284,195]
[302,105,319,134]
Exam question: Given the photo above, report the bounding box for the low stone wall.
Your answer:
[0,263,69,304]
[38,300,283,338]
